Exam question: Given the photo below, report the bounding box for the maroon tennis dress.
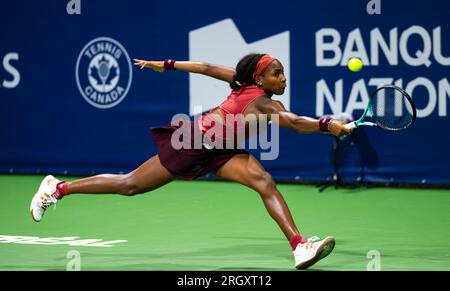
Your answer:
[151,85,266,180]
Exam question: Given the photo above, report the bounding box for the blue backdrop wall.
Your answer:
[1,0,449,184]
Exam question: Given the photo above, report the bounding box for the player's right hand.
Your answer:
[328,120,352,137]
[133,59,165,72]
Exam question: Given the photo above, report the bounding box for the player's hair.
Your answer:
[230,53,265,90]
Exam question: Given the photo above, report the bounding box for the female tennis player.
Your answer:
[30,53,351,269]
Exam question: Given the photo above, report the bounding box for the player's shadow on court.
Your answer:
[58,239,293,270]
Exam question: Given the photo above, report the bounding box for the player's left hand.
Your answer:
[133,59,165,72]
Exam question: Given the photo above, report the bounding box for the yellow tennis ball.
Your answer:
[348,57,363,72]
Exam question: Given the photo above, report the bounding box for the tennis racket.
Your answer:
[341,85,416,139]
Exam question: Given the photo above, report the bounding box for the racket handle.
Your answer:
[344,121,357,130]
[339,121,356,140]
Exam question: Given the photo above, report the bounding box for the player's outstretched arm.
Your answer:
[254,97,351,137]
[133,59,235,83]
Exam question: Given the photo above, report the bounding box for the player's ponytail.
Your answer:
[230,53,265,90]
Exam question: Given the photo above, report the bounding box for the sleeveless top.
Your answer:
[198,85,267,144]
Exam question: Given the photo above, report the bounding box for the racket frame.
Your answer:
[344,85,416,131]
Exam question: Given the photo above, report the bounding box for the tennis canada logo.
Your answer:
[75,37,132,109]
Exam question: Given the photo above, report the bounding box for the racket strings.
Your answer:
[371,87,415,130]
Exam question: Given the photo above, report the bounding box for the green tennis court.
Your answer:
[1,175,449,271]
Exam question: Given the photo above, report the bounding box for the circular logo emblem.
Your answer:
[76,37,132,109]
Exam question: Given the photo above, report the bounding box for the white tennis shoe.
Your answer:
[30,175,61,222]
[293,236,335,269]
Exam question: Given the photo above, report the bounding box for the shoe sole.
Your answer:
[30,209,40,222]
[295,236,336,270]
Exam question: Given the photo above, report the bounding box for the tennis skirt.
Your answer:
[150,121,247,180]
